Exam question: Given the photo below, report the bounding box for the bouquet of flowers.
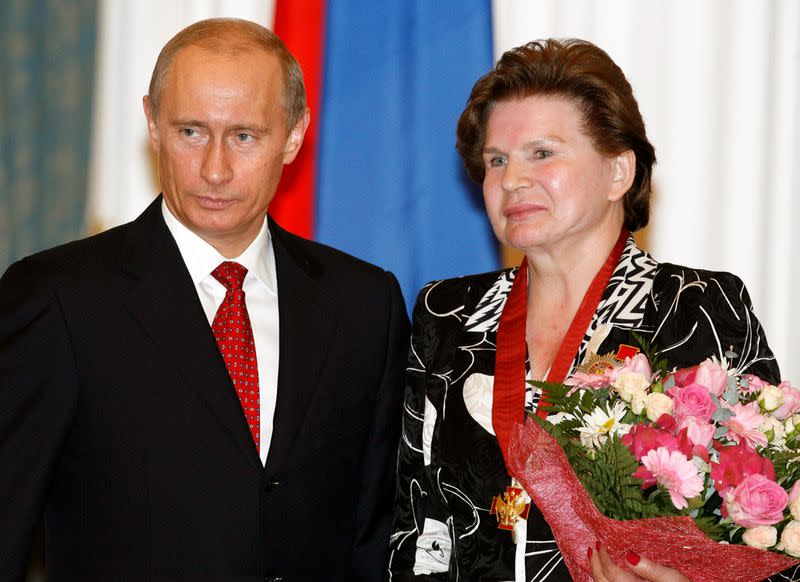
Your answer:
[508,339,800,581]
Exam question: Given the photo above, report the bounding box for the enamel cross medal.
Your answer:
[490,477,531,541]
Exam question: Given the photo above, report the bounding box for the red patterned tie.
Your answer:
[211,261,260,452]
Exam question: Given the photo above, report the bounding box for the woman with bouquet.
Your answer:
[389,38,788,580]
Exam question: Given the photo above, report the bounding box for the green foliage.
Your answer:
[693,515,724,541]
[576,434,668,520]
[771,449,800,486]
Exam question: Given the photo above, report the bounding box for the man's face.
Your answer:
[144,45,307,257]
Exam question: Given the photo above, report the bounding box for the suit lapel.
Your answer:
[121,197,262,470]
[265,217,335,474]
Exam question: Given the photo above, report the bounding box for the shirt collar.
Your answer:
[161,200,276,293]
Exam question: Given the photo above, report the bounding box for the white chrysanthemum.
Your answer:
[577,401,631,449]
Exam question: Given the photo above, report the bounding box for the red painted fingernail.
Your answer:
[587,546,593,560]
[595,540,602,552]
[625,550,641,566]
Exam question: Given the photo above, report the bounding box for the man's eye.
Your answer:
[488,156,507,167]
[236,133,253,142]
[181,128,198,137]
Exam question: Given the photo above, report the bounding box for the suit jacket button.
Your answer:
[264,577,285,581]
[263,479,279,492]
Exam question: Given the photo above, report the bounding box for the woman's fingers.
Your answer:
[625,550,690,582]
[589,541,692,582]
[589,542,640,582]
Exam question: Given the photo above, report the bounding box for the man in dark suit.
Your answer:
[0,18,409,581]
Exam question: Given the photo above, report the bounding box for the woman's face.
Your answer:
[482,95,630,257]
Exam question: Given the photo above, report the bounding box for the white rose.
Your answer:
[790,498,800,521]
[645,392,674,423]
[762,416,787,447]
[631,390,647,415]
[758,385,784,413]
[778,521,800,557]
[742,526,777,549]
[613,372,650,402]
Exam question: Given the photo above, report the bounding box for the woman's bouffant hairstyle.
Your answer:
[456,38,656,232]
[148,18,306,129]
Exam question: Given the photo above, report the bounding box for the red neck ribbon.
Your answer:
[492,229,628,466]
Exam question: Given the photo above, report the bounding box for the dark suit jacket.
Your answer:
[0,196,410,581]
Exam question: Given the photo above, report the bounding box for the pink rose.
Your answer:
[679,416,716,448]
[710,442,776,494]
[618,353,652,379]
[671,365,698,387]
[724,474,788,528]
[694,359,728,397]
[774,382,800,420]
[621,423,679,461]
[670,384,717,421]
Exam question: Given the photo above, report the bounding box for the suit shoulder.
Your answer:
[416,269,510,300]
[412,268,511,321]
[2,224,130,288]
[653,262,749,303]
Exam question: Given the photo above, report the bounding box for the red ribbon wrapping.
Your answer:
[507,419,799,581]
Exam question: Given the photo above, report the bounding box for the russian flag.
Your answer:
[270,0,499,304]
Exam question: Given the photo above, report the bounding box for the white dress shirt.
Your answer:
[162,202,279,465]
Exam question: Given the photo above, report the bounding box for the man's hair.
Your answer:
[148,17,306,128]
[456,38,656,232]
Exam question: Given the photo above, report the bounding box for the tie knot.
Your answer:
[212,261,248,291]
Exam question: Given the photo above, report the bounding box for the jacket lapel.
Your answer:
[121,197,262,470]
[264,217,335,474]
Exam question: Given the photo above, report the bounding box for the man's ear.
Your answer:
[608,149,635,202]
[143,95,160,152]
[282,107,310,165]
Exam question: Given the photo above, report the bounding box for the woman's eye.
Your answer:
[535,149,552,159]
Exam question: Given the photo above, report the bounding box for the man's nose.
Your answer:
[200,138,234,185]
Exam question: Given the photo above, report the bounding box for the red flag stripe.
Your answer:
[271,0,325,238]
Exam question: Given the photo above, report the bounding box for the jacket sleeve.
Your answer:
[0,258,79,581]
[651,265,781,383]
[387,283,451,581]
[348,271,410,580]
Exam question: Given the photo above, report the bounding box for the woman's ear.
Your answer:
[608,149,635,202]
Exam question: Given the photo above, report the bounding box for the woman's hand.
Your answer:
[588,542,691,581]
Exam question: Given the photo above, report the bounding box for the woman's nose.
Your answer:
[501,159,531,192]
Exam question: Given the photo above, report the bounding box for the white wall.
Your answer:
[494,0,800,380]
